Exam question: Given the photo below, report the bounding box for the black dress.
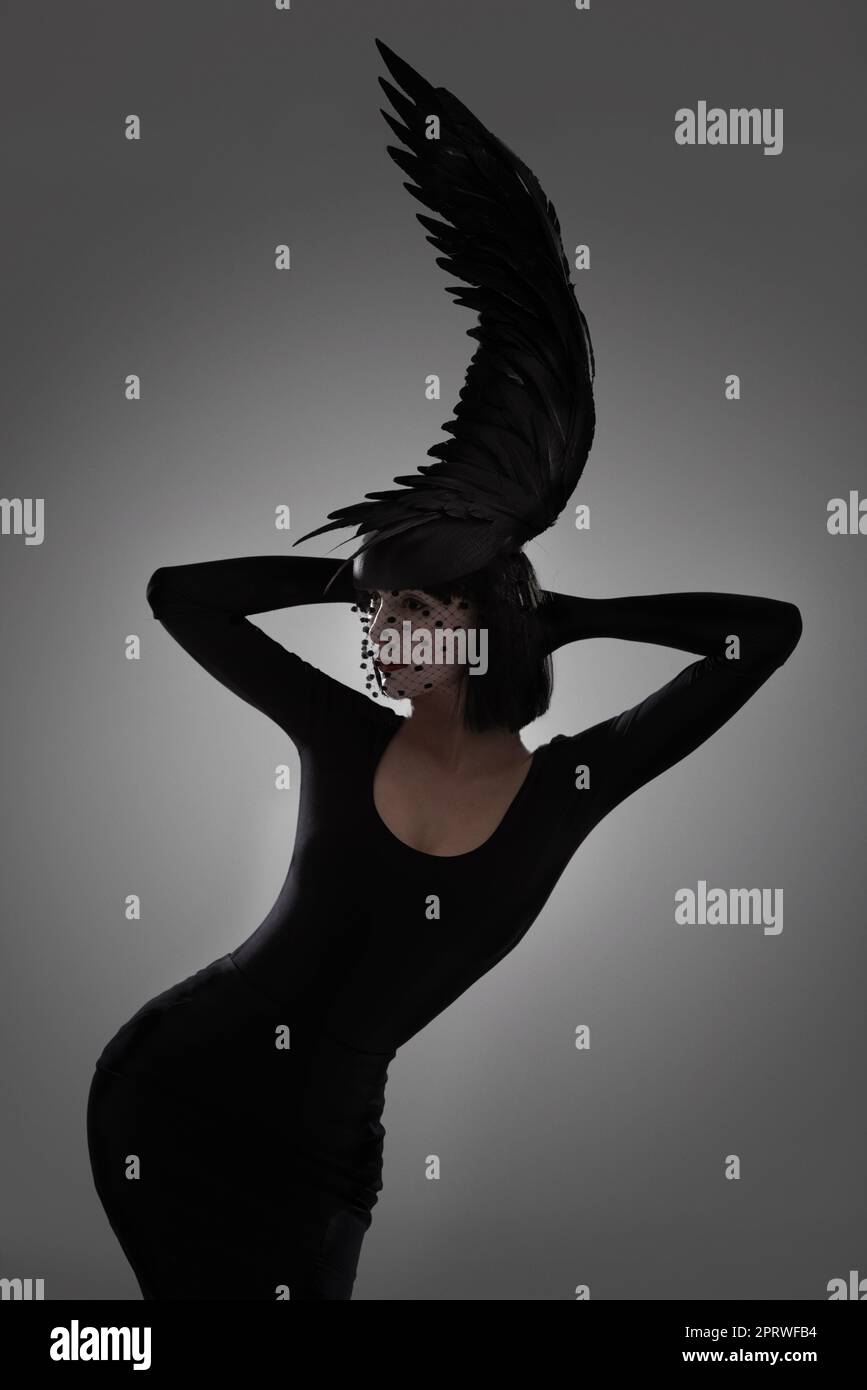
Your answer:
[86,555,801,1299]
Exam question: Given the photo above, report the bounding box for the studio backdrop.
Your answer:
[1,0,864,1300]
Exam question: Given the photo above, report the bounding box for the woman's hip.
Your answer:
[86,1062,371,1299]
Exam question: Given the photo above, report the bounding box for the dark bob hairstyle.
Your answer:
[358,549,553,733]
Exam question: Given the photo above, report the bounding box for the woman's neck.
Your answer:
[399,687,529,774]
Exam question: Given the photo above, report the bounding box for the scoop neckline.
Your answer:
[369,717,545,862]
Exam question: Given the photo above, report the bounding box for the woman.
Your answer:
[86,549,800,1299]
[86,40,802,1300]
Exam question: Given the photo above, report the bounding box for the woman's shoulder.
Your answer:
[296,659,400,751]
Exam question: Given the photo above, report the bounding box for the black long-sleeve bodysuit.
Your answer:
[86,556,801,1300]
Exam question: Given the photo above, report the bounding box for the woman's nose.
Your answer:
[370,601,399,633]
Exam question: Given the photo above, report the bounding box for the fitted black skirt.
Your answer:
[86,952,393,1300]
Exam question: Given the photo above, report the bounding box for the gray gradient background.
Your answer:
[1,0,864,1300]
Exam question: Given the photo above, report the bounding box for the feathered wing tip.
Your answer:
[294,37,596,590]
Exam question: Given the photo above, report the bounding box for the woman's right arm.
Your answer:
[146,554,368,748]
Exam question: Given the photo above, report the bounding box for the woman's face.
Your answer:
[364,588,477,701]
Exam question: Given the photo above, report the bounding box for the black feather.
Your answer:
[293,37,596,570]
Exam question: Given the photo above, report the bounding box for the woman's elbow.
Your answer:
[146,566,178,618]
[768,601,802,666]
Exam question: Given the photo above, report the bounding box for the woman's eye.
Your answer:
[404,598,423,611]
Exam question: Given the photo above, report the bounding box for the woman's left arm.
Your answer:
[535,589,802,811]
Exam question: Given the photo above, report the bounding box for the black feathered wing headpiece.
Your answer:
[294,37,596,594]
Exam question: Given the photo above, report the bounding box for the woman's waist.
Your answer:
[95,951,396,1089]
